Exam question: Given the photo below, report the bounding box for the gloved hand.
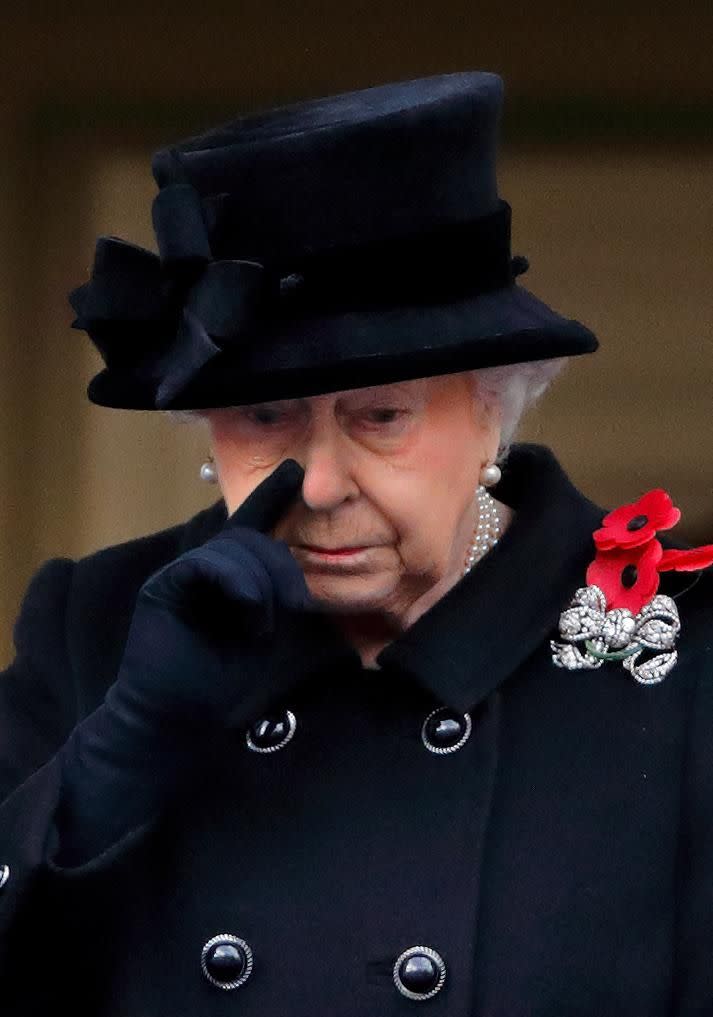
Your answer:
[55,459,348,866]
[112,457,329,726]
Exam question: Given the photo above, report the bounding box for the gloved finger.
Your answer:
[222,458,305,534]
[182,546,274,605]
[141,546,271,610]
[148,548,277,635]
[224,529,317,613]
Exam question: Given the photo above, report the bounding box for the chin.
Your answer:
[306,575,396,613]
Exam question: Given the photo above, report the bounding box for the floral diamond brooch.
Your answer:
[551,489,713,684]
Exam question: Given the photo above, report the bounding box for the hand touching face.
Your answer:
[204,372,501,622]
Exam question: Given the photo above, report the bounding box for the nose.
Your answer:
[299,428,360,512]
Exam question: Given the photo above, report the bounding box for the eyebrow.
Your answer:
[248,383,423,411]
[338,386,416,402]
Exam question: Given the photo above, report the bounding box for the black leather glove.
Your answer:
[54,459,349,866]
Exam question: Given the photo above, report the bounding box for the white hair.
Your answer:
[165,357,568,465]
[469,357,568,464]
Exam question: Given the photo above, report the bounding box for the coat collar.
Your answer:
[376,443,606,713]
[178,496,228,553]
[176,444,606,714]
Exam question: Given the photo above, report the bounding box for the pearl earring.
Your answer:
[480,461,501,487]
[200,455,218,484]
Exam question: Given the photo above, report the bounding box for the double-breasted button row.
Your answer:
[246,707,472,755]
[201,934,446,1000]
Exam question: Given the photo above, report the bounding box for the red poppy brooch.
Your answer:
[551,490,713,684]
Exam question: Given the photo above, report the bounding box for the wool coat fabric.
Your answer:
[0,442,711,1016]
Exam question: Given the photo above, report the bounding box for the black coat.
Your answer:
[1,444,712,1016]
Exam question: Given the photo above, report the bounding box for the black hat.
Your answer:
[70,71,598,411]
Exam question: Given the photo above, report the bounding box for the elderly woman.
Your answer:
[1,72,712,1016]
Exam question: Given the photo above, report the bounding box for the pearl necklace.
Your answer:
[463,486,502,576]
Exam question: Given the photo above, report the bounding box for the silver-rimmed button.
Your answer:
[393,945,446,1000]
[421,707,471,754]
[201,934,254,990]
[0,864,9,890]
[246,709,297,753]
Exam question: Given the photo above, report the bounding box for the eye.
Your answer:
[361,407,406,425]
[243,406,291,427]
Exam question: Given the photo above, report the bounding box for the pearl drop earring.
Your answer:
[480,462,501,487]
[200,455,218,484]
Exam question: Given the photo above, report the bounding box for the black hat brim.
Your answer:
[86,283,598,410]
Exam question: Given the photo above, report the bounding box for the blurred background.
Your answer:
[1,5,711,665]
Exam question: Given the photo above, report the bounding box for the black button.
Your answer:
[400,955,438,991]
[246,709,296,753]
[422,707,471,754]
[393,946,446,1000]
[207,943,244,982]
[201,934,253,990]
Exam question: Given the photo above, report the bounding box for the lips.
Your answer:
[301,545,368,554]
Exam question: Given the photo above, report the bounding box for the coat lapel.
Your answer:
[377,444,606,714]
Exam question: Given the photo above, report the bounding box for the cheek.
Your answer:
[390,422,480,501]
[376,416,484,558]
[209,426,283,514]
[363,440,479,556]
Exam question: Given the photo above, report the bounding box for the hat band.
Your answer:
[224,198,523,314]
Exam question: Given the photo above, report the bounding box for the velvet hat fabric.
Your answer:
[70,71,599,411]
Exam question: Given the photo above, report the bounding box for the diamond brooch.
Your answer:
[551,488,713,684]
